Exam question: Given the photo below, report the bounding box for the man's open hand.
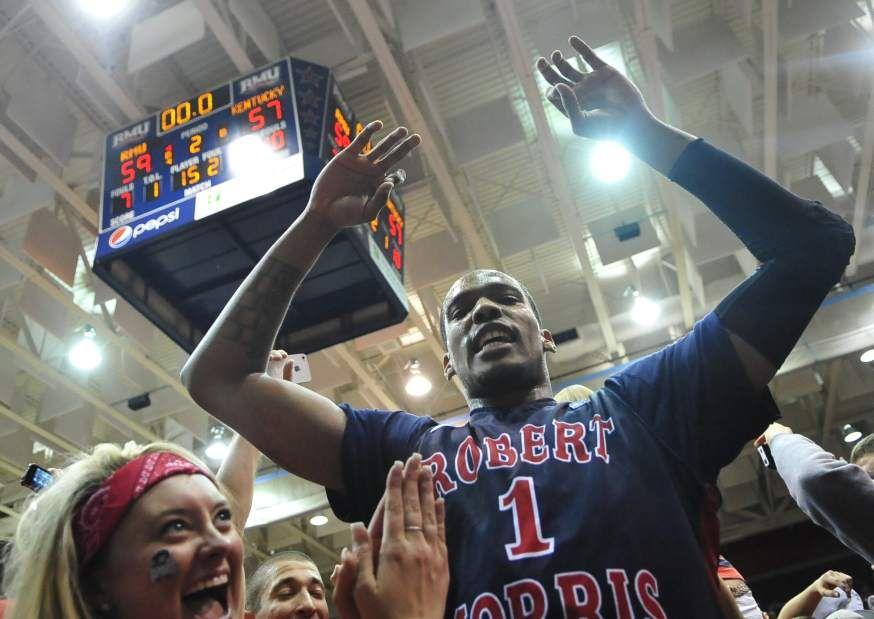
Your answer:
[536,36,652,141]
[308,120,420,230]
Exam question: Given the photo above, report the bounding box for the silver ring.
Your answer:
[386,169,406,185]
[404,525,423,532]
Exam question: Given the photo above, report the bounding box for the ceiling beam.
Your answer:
[0,122,97,226]
[0,401,85,455]
[0,243,195,405]
[0,332,161,442]
[333,344,400,410]
[30,0,145,121]
[0,504,20,520]
[407,301,464,393]
[346,0,497,269]
[631,0,696,329]
[819,358,844,445]
[494,0,620,355]
[847,68,874,275]
[0,457,22,478]
[762,0,779,179]
[193,0,255,73]
[291,522,341,563]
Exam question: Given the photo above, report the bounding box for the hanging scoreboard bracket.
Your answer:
[92,58,407,354]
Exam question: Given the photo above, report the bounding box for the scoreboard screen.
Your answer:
[100,56,403,281]
[101,59,302,234]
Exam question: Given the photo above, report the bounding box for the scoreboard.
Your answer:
[101,59,300,234]
[93,58,407,353]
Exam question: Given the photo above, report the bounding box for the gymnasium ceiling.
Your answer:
[0,0,873,578]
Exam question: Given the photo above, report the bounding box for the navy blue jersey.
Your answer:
[328,312,779,618]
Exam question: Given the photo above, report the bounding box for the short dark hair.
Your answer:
[850,433,874,464]
[246,550,319,611]
[439,271,543,349]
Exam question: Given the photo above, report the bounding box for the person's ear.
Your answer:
[542,329,556,353]
[84,568,114,615]
[443,353,455,381]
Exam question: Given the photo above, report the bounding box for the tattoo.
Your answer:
[150,549,179,582]
[220,256,303,361]
[728,581,750,597]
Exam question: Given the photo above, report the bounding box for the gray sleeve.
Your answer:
[771,433,874,564]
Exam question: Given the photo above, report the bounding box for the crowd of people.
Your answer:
[1,35,873,618]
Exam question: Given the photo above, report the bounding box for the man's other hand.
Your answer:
[308,120,420,231]
[536,35,651,141]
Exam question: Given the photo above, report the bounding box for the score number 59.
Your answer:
[121,153,152,184]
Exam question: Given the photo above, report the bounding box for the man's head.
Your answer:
[440,270,555,399]
[850,433,874,478]
[246,551,328,619]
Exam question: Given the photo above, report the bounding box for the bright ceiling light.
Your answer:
[78,0,130,18]
[205,440,229,462]
[227,134,276,178]
[630,293,660,326]
[309,514,329,526]
[205,427,229,462]
[68,325,102,371]
[589,141,631,183]
[404,359,432,397]
[842,424,862,444]
[860,349,874,363]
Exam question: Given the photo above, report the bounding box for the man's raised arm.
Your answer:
[537,36,854,390]
[181,121,420,490]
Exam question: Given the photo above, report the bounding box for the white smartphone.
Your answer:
[288,353,311,384]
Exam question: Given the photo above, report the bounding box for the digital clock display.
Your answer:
[159,85,231,134]
[100,59,302,234]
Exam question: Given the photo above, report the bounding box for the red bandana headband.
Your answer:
[73,451,212,565]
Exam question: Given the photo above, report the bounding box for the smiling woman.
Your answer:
[3,443,245,619]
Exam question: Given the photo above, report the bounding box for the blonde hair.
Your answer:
[4,441,214,619]
[554,384,594,403]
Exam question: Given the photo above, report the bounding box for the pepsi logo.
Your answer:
[108,225,133,248]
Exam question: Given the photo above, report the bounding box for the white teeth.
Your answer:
[184,573,229,596]
[477,328,512,350]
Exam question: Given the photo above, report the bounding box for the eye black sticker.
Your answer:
[150,549,179,582]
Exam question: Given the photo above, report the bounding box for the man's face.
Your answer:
[855,454,874,479]
[254,561,328,619]
[442,270,552,399]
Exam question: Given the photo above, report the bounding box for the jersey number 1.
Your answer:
[498,476,554,560]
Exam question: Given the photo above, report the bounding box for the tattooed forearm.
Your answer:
[219,256,303,362]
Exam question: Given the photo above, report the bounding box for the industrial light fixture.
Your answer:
[68,325,102,371]
[404,359,432,397]
[625,288,660,326]
[205,427,229,462]
[78,0,130,18]
[842,424,862,444]
[860,348,874,363]
[589,141,631,183]
[309,514,329,526]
